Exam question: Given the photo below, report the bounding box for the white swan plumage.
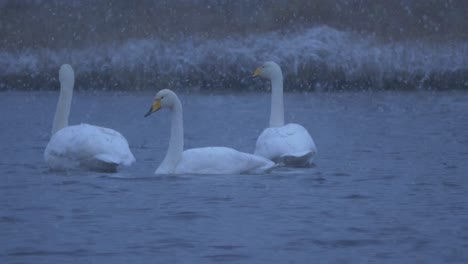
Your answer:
[144,89,275,175]
[44,64,135,172]
[252,61,317,167]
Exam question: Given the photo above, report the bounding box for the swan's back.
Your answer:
[167,147,275,175]
[45,124,135,172]
[255,123,316,166]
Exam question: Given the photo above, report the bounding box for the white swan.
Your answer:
[252,61,317,167]
[144,89,275,175]
[44,64,135,172]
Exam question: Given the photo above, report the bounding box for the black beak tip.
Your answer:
[144,108,152,117]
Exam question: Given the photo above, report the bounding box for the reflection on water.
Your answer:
[0,91,467,263]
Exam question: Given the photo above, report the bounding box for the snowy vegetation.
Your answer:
[0,0,467,91]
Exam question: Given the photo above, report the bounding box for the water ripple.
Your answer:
[0,216,24,223]
[342,194,372,199]
[203,253,250,262]
[160,211,214,221]
[285,238,382,250]
[8,249,88,257]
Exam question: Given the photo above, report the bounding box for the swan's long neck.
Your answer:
[160,99,184,173]
[269,72,284,127]
[51,83,73,135]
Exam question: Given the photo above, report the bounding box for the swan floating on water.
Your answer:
[252,61,317,167]
[144,89,275,175]
[44,64,135,172]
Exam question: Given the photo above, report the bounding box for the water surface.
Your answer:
[1,91,467,263]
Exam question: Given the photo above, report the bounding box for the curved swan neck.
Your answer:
[160,98,184,173]
[269,73,284,127]
[51,80,73,135]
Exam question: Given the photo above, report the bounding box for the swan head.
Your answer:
[252,61,282,80]
[59,64,75,90]
[144,89,179,117]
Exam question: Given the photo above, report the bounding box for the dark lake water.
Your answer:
[1,91,467,263]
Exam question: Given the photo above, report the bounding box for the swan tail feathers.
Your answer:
[276,151,316,168]
[95,153,120,164]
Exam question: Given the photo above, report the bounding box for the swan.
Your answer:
[144,89,275,175]
[252,61,317,167]
[44,64,135,172]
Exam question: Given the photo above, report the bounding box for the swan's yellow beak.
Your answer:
[252,67,262,78]
[144,98,161,117]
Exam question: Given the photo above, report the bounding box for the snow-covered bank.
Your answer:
[1,26,467,91]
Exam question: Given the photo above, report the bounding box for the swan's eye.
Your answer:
[161,96,164,99]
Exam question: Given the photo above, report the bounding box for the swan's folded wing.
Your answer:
[45,124,135,170]
[81,124,136,166]
[176,147,274,174]
[255,123,317,161]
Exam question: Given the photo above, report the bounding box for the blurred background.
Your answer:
[1,0,467,91]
